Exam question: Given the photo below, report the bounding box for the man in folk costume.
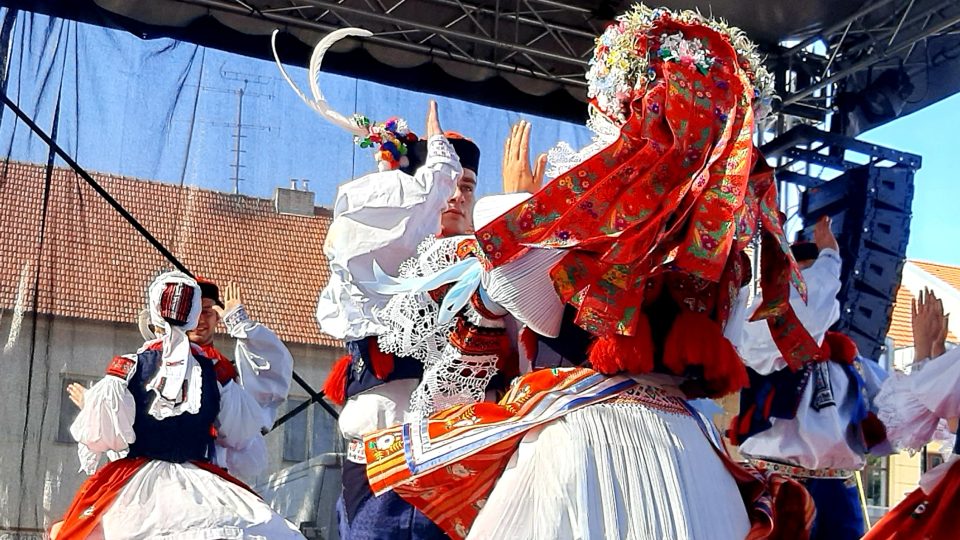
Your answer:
[729,218,892,539]
[360,5,819,539]
[272,29,488,539]
[864,289,958,540]
[53,271,304,539]
[66,277,295,484]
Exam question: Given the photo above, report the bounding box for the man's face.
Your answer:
[797,259,815,271]
[187,297,219,346]
[440,169,477,237]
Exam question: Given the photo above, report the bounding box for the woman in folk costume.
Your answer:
[53,271,304,539]
[361,5,819,539]
[273,29,484,539]
[863,289,957,540]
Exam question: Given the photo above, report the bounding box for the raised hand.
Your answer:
[502,120,547,194]
[813,215,839,252]
[67,382,86,409]
[214,282,244,317]
[934,303,950,359]
[912,288,946,360]
[426,100,442,138]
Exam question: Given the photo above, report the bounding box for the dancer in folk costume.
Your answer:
[53,271,303,539]
[360,5,820,539]
[273,30,485,539]
[864,289,957,540]
[66,277,295,484]
[730,220,892,539]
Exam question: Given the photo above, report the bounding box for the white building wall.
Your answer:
[0,312,340,536]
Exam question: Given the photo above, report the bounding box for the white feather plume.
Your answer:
[271,28,372,136]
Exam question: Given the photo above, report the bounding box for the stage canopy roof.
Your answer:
[15,0,960,127]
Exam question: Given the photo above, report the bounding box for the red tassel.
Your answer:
[728,404,755,446]
[497,336,521,381]
[860,412,888,449]
[663,311,749,397]
[823,331,858,364]
[367,336,396,380]
[587,314,655,375]
[323,354,352,406]
[519,326,540,366]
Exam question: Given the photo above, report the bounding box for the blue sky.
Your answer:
[860,93,960,266]
[5,9,957,266]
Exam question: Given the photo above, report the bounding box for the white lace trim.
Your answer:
[377,234,507,416]
[545,107,619,178]
[376,236,462,364]
[409,346,499,417]
[875,371,941,454]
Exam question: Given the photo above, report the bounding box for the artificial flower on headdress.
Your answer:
[353,115,419,171]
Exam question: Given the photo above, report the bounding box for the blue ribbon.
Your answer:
[364,258,483,324]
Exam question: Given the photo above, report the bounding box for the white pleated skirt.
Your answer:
[88,460,305,539]
[467,397,751,540]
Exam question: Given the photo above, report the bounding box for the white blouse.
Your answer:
[316,135,463,341]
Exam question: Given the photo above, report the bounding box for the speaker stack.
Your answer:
[798,165,915,360]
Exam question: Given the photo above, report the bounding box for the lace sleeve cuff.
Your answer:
[875,371,941,453]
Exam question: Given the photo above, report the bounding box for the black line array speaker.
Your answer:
[798,164,915,359]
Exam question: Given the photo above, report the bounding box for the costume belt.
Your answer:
[347,438,367,465]
[749,457,855,480]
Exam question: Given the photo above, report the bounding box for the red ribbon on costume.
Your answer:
[196,343,239,384]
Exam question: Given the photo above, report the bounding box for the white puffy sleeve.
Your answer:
[738,248,842,374]
[317,135,462,341]
[223,304,293,429]
[216,380,269,481]
[70,358,138,474]
[877,347,960,452]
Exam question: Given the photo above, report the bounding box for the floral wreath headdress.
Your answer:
[272,28,417,171]
[547,6,776,177]
[586,4,776,125]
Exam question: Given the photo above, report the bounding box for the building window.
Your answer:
[282,398,343,463]
[57,375,97,443]
[862,455,889,508]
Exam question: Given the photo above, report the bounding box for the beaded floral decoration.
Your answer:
[586,4,775,124]
[353,115,419,171]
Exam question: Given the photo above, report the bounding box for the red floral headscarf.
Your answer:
[476,6,821,395]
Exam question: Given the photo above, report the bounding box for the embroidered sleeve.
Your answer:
[876,348,960,452]
[105,354,138,383]
[316,136,461,342]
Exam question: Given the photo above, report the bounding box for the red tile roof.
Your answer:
[887,261,960,349]
[913,260,960,292]
[888,286,915,348]
[0,161,340,347]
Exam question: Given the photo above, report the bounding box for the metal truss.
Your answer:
[174,0,602,89]
[775,0,960,113]
[171,0,960,117]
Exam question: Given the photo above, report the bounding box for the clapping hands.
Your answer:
[912,287,949,360]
